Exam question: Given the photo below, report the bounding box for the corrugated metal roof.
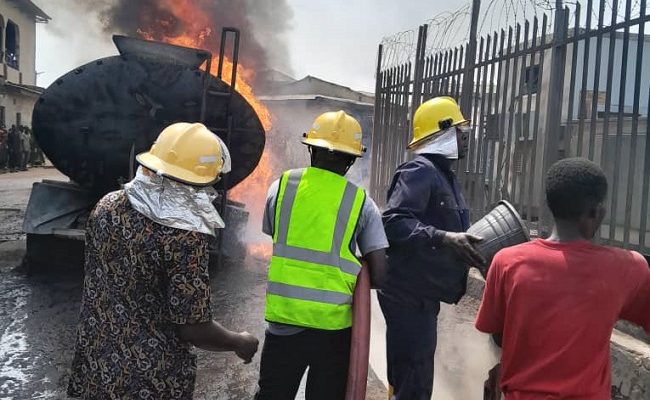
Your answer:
[258,94,373,107]
[4,81,44,97]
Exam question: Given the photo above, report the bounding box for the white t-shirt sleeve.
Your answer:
[355,194,389,256]
[262,179,280,236]
[263,181,388,255]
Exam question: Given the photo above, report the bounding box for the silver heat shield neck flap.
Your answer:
[413,127,459,159]
[124,168,224,236]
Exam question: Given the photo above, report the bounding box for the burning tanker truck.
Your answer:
[23,32,265,268]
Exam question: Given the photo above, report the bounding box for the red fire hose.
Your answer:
[345,263,371,400]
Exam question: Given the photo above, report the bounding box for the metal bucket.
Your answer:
[468,200,530,277]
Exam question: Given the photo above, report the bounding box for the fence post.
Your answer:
[540,3,568,235]
[370,44,384,203]
[461,0,481,114]
[412,24,428,119]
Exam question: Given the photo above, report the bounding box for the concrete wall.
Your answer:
[567,118,648,245]
[0,0,38,85]
[485,33,650,240]
[0,0,40,129]
[479,58,550,220]
[563,35,650,120]
[0,91,36,128]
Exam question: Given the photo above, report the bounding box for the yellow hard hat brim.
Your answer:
[407,118,469,149]
[302,138,364,157]
[136,152,219,186]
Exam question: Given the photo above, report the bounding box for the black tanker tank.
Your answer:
[32,35,265,194]
[24,34,264,269]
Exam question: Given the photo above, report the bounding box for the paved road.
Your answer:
[0,168,68,242]
[369,292,500,400]
[0,250,497,400]
[0,169,499,399]
[0,245,389,400]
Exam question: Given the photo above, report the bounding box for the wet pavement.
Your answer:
[0,168,68,242]
[0,246,497,400]
[0,248,387,400]
[368,292,500,400]
[433,299,500,399]
[0,245,81,399]
[0,169,499,399]
[0,237,498,400]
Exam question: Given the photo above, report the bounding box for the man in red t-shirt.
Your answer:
[476,157,650,399]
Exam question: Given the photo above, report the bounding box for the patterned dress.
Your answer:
[68,190,212,399]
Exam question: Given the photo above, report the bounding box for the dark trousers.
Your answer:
[8,150,19,170]
[20,151,29,170]
[255,328,351,400]
[378,292,441,400]
[0,148,7,169]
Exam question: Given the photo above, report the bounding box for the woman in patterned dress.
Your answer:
[67,123,259,399]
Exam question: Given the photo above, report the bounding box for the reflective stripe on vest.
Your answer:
[267,282,352,305]
[265,167,365,330]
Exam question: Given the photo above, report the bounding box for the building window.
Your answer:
[5,20,19,70]
[16,112,21,127]
[523,65,540,94]
[0,107,5,127]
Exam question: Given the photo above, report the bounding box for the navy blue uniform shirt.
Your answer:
[381,153,470,305]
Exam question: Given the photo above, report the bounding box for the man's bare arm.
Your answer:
[363,249,387,289]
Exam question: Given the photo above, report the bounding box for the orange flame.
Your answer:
[138,0,273,259]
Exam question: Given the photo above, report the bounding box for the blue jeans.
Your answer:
[378,292,441,400]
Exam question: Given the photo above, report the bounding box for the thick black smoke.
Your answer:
[90,0,294,86]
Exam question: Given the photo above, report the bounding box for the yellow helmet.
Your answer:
[136,122,225,186]
[409,96,468,149]
[302,111,366,157]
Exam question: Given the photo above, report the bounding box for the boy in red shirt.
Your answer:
[476,158,650,399]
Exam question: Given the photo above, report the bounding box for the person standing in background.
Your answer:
[26,126,41,166]
[7,125,19,172]
[0,124,8,173]
[19,126,31,171]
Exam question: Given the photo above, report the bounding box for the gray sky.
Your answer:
[284,0,462,91]
[33,0,462,93]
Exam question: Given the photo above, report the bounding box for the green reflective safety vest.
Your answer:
[265,167,366,330]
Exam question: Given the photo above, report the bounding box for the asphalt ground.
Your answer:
[0,169,499,399]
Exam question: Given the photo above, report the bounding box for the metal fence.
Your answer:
[370,0,650,253]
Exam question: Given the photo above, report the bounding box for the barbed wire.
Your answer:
[379,0,647,70]
[379,29,418,71]
[425,4,472,54]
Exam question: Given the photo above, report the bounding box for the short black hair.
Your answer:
[545,157,608,220]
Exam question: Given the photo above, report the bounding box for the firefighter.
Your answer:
[379,97,486,399]
[255,111,388,400]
